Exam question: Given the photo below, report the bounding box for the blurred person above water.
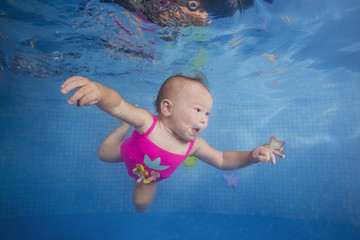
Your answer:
[102,0,274,27]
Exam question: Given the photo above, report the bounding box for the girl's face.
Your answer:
[168,81,213,142]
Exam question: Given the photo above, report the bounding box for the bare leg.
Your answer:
[133,180,158,212]
[97,121,131,162]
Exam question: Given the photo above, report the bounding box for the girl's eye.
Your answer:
[195,108,201,112]
[188,1,199,11]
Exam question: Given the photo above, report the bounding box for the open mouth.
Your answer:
[192,128,200,135]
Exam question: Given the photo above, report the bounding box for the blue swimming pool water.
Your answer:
[0,0,359,239]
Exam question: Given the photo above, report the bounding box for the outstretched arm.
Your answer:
[192,137,285,170]
[60,76,153,132]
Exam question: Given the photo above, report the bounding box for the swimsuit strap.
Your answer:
[185,138,196,156]
[144,115,158,137]
[144,115,196,156]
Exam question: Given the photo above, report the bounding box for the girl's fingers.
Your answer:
[262,152,270,163]
[272,147,282,151]
[259,156,268,163]
[274,151,285,159]
[270,153,276,164]
[61,76,87,87]
[272,147,285,158]
[77,90,99,107]
[61,76,78,89]
[254,146,285,165]
[68,84,93,105]
[61,76,89,94]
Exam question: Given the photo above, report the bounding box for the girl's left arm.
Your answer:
[192,137,285,170]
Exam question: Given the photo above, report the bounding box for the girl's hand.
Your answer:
[60,76,102,107]
[250,146,285,164]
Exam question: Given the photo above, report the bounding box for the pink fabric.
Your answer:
[121,116,196,183]
[136,14,152,23]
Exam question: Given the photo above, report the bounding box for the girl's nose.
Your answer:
[200,116,208,125]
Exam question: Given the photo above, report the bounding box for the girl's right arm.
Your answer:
[60,76,153,133]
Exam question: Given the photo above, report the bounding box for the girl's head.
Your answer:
[154,74,209,114]
[155,74,213,141]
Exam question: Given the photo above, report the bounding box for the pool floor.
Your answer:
[0,213,359,240]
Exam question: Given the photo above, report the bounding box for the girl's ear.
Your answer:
[160,99,173,117]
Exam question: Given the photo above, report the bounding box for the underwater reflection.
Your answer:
[101,0,273,27]
[5,0,277,78]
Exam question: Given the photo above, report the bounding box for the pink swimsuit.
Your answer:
[121,115,196,183]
